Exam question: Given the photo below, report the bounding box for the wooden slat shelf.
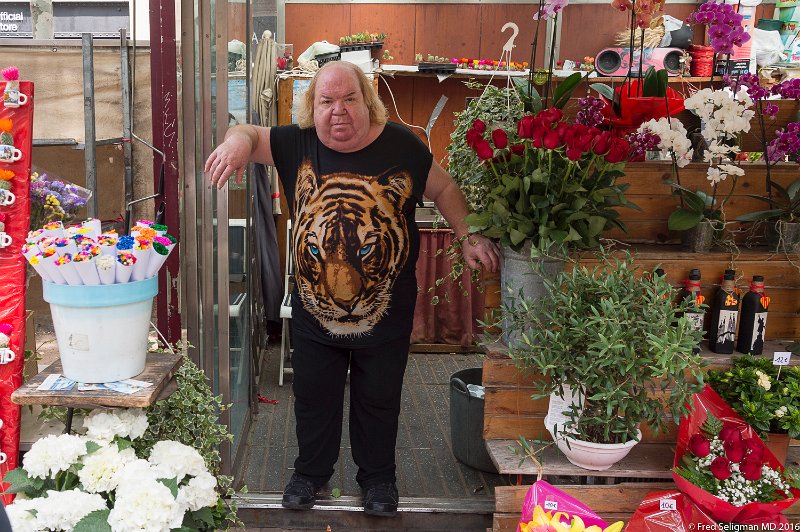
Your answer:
[486,439,800,478]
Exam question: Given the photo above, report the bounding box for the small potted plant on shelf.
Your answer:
[499,251,706,470]
[707,355,800,465]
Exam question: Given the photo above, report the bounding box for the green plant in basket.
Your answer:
[500,251,706,444]
[707,355,800,439]
[667,182,722,231]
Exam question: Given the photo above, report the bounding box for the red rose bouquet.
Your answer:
[673,385,800,524]
[463,108,641,255]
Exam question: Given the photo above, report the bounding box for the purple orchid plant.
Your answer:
[689,1,750,56]
[533,0,569,20]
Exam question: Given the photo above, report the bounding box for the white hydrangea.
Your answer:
[78,444,137,493]
[23,433,87,479]
[109,476,185,532]
[6,498,39,532]
[177,470,219,511]
[84,408,149,442]
[34,489,107,531]
[149,440,208,481]
[116,458,160,486]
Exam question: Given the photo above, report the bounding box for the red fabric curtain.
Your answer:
[412,229,486,347]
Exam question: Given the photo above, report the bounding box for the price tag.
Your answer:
[773,352,792,366]
[544,500,559,511]
[659,499,677,511]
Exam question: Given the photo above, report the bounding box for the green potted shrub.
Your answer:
[735,177,800,253]
[707,355,800,464]
[500,251,706,470]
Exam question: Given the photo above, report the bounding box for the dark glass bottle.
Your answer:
[708,269,740,354]
[737,275,770,355]
[679,269,705,353]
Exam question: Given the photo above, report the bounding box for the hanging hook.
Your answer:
[501,22,519,54]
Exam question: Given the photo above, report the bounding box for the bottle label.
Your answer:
[686,312,704,331]
[715,309,738,347]
[750,312,768,352]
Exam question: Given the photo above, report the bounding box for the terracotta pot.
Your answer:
[764,432,790,465]
[680,220,714,253]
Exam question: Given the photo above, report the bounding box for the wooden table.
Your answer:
[12,353,183,432]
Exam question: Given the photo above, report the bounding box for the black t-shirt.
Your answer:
[270,122,433,348]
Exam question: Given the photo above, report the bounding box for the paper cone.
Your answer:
[115,251,136,283]
[100,242,117,256]
[73,256,101,285]
[43,221,65,238]
[21,242,40,260]
[54,238,78,257]
[82,218,102,240]
[151,224,168,237]
[130,246,152,282]
[25,253,53,283]
[54,255,83,286]
[146,243,171,278]
[96,254,116,285]
[117,235,135,251]
[26,229,45,244]
[41,256,67,284]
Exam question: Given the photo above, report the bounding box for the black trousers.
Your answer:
[291,330,410,489]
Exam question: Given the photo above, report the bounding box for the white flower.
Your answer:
[34,489,107,531]
[707,167,725,185]
[109,477,185,532]
[23,433,87,479]
[84,408,149,442]
[78,444,137,493]
[775,406,788,418]
[756,370,771,390]
[718,164,745,177]
[116,458,160,486]
[149,440,208,481]
[7,498,39,532]
[177,470,219,511]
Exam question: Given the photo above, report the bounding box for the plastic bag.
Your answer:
[517,480,609,532]
[298,41,340,62]
[752,28,787,67]
[625,490,716,531]
[672,385,800,524]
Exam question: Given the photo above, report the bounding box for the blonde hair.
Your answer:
[297,61,388,129]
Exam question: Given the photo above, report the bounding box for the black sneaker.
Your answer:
[281,473,318,510]
[362,482,399,517]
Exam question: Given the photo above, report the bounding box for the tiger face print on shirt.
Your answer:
[293,160,413,337]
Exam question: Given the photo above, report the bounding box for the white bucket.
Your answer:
[42,277,158,383]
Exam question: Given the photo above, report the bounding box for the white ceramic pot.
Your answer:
[552,427,642,471]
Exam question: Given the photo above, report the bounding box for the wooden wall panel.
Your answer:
[478,5,547,67]
[414,4,483,60]
[285,4,351,57]
[350,5,416,66]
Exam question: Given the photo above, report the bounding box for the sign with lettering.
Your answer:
[0,5,31,36]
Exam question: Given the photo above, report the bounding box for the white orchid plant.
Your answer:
[4,408,228,532]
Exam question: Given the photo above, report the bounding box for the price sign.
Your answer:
[773,352,792,366]
[544,500,559,511]
[659,499,677,511]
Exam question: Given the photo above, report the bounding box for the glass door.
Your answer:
[180,0,253,475]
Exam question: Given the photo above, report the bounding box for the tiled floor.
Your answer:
[237,344,516,500]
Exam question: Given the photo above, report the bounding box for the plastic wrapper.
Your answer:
[0,78,34,504]
[672,385,800,524]
[600,80,685,134]
[624,490,716,531]
[517,480,609,532]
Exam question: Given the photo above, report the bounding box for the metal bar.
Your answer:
[121,28,134,232]
[180,0,200,366]
[215,0,232,475]
[149,0,182,345]
[82,33,98,218]
[32,139,78,146]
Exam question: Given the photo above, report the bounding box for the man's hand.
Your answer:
[204,131,253,189]
[461,233,500,273]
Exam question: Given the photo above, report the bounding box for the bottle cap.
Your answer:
[723,270,735,280]
[752,275,764,282]
[654,268,665,277]
[689,269,701,280]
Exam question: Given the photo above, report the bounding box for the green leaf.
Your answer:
[191,506,216,527]
[682,191,707,214]
[787,179,800,201]
[735,209,785,222]
[465,211,491,230]
[642,66,658,97]
[656,69,668,98]
[331,487,342,498]
[587,215,607,236]
[115,437,133,451]
[553,72,584,109]
[509,227,528,245]
[1,468,36,496]
[85,441,102,454]
[590,83,616,102]
[74,510,112,532]
[158,477,179,498]
[668,209,704,231]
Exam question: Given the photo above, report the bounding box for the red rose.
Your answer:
[710,456,732,480]
[472,119,487,134]
[592,131,612,155]
[566,146,583,161]
[543,130,562,150]
[745,437,765,462]
[689,434,711,458]
[510,143,525,156]
[474,139,494,160]
[466,128,482,148]
[724,438,747,463]
[740,456,763,481]
[719,425,742,445]
[491,129,509,149]
[604,138,630,164]
[517,116,536,139]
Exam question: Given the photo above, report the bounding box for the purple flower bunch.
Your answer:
[725,73,779,117]
[772,78,800,100]
[767,122,800,163]
[29,172,91,230]
[689,2,750,55]
[575,96,605,128]
[626,130,661,159]
[533,0,569,20]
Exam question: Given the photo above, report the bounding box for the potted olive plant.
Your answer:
[500,251,706,470]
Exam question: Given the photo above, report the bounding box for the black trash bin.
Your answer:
[449,367,497,473]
